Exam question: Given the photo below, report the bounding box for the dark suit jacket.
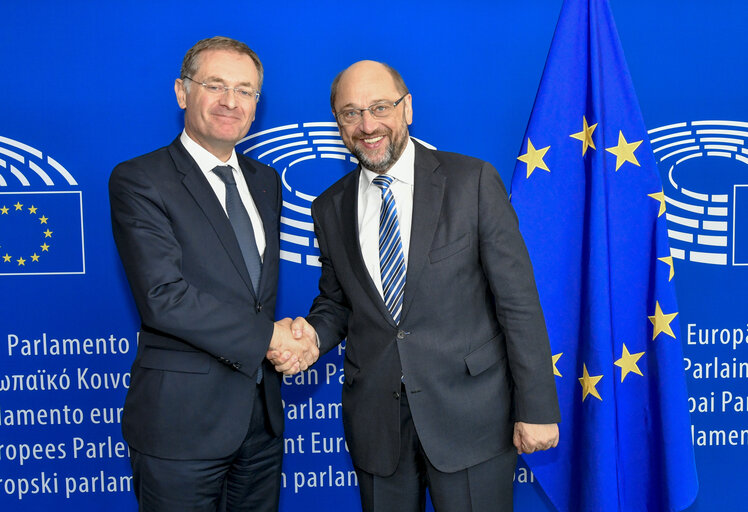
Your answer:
[307,141,560,476]
[109,137,283,460]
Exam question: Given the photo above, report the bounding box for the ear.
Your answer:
[404,93,413,125]
[175,79,187,109]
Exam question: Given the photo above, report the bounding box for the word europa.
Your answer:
[7,333,131,356]
[0,470,132,500]
[687,323,748,351]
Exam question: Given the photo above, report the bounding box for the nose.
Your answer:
[219,88,237,109]
[359,109,378,132]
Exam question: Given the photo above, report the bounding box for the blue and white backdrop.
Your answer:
[1,1,746,510]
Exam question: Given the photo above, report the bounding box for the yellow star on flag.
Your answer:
[0,206,8,214]
[39,215,49,224]
[44,229,53,238]
[570,116,597,155]
[648,301,678,340]
[2,253,11,262]
[41,243,50,252]
[30,253,40,262]
[614,344,645,382]
[17,257,26,266]
[605,131,642,171]
[517,138,551,178]
[552,352,563,377]
[648,190,666,217]
[658,255,675,281]
[14,202,23,211]
[578,364,603,401]
[28,205,38,214]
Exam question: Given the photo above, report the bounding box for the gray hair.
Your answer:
[181,36,263,91]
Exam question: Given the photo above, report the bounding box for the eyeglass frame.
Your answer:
[182,76,260,102]
[334,92,409,125]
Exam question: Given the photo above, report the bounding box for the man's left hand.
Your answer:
[513,422,559,455]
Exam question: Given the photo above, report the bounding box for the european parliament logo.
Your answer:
[650,120,748,267]
[237,122,433,268]
[0,135,85,275]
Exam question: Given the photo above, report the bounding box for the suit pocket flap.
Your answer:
[464,335,505,376]
[429,233,470,263]
[139,347,210,374]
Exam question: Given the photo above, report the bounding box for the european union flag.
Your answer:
[0,191,85,275]
[510,0,698,510]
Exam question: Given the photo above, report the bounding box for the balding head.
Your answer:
[330,60,409,112]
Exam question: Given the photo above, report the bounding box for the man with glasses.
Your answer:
[271,60,560,511]
[109,36,317,512]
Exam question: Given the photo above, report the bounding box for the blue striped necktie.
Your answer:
[372,175,406,324]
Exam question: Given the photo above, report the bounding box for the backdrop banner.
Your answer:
[1,1,746,510]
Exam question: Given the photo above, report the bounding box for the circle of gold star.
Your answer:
[0,203,52,265]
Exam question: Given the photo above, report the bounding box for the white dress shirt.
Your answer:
[180,131,266,260]
[357,138,415,298]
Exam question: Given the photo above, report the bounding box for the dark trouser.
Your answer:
[356,387,517,512]
[129,383,283,512]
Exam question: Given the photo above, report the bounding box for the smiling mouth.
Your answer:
[364,136,383,143]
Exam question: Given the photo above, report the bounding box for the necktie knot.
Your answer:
[372,175,394,193]
[213,165,236,185]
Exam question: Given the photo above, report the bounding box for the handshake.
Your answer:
[266,317,319,376]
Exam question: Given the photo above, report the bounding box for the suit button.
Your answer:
[232,362,242,370]
[397,330,406,340]
[256,303,263,312]
[393,391,400,399]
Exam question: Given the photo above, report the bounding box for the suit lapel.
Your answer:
[401,143,445,322]
[168,140,255,296]
[338,169,396,326]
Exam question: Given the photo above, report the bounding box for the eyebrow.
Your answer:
[200,75,257,88]
[338,98,394,110]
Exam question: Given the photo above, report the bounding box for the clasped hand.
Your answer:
[267,317,318,375]
[513,422,559,454]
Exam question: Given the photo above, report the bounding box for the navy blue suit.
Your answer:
[109,137,284,509]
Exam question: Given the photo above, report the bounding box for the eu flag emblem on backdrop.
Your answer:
[510,0,698,510]
[0,191,85,275]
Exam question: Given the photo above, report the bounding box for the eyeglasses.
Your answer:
[335,93,409,125]
[182,76,260,102]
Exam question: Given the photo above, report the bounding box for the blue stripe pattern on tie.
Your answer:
[372,175,406,324]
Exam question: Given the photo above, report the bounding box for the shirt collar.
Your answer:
[180,130,241,176]
[361,138,415,188]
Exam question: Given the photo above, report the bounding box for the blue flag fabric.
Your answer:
[510,0,698,510]
[0,191,85,275]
